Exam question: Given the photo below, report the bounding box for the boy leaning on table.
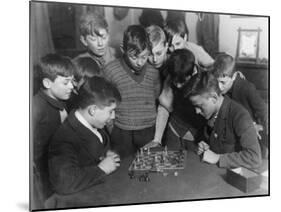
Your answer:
[184,71,262,169]
[48,76,121,195]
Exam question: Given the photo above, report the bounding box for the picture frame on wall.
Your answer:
[236,28,261,63]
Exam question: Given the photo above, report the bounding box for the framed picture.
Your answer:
[236,28,261,62]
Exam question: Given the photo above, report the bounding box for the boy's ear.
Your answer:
[209,92,219,103]
[88,105,97,116]
[42,78,52,89]
[80,35,88,47]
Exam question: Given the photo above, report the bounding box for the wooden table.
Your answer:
[45,150,268,209]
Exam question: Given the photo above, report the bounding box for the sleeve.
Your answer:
[218,108,262,169]
[32,102,50,165]
[187,42,214,67]
[48,139,106,195]
[246,83,268,131]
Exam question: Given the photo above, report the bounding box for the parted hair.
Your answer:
[146,25,167,48]
[79,12,108,37]
[123,25,152,56]
[212,53,236,78]
[183,71,222,98]
[35,53,74,87]
[164,18,189,46]
[76,76,121,109]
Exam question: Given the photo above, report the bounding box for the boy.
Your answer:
[32,54,75,205]
[184,71,262,169]
[212,53,268,140]
[48,76,121,195]
[104,25,161,158]
[75,12,116,69]
[164,18,214,68]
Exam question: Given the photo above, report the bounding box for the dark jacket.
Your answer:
[32,90,66,201]
[228,75,268,129]
[48,111,110,195]
[206,96,262,169]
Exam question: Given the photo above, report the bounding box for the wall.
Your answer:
[219,15,268,59]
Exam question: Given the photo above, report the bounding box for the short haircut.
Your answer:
[166,49,196,85]
[184,71,221,98]
[76,76,122,109]
[35,53,74,88]
[79,12,108,37]
[123,25,151,56]
[212,53,236,78]
[164,18,189,46]
[139,9,164,28]
[146,25,167,48]
[73,57,102,82]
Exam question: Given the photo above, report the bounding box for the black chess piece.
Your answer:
[128,171,135,179]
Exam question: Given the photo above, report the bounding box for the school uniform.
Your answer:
[206,96,262,169]
[48,111,110,195]
[32,89,67,203]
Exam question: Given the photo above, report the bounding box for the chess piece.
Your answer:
[174,171,178,176]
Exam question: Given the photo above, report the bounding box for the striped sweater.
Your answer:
[104,58,161,130]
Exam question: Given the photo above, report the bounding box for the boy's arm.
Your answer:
[218,110,262,169]
[246,83,268,132]
[48,141,106,195]
[187,42,214,67]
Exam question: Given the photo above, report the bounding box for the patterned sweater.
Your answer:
[104,58,161,130]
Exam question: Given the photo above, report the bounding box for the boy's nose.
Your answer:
[97,38,103,46]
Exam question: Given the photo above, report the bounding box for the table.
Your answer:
[45,150,268,209]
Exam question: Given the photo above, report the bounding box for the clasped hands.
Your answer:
[197,141,220,165]
[98,150,120,174]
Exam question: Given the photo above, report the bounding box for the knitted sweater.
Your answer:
[104,58,161,130]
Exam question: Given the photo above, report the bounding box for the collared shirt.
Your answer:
[74,111,103,143]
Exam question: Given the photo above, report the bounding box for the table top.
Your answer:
[46,150,268,209]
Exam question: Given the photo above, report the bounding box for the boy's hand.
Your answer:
[197,141,209,155]
[202,149,220,164]
[143,140,161,149]
[98,153,120,174]
[253,122,263,140]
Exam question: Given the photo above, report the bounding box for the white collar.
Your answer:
[75,110,103,143]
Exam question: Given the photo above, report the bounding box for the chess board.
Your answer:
[128,148,185,173]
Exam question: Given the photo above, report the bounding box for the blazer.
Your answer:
[48,111,110,195]
[228,75,268,129]
[206,96,262,169]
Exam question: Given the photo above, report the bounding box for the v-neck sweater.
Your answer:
[104,58,161,130]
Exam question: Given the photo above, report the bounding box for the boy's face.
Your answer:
[126,49,150,73]
[81,28,109,57]
[90,103,117,129]
[190,93,217,120]
[217,76,234,94]
[45,75,74,100]
[169,34,187,52]
[148,42,168,69]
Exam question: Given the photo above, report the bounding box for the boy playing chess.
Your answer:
[184,71,262,169]
[48,76,121,194]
